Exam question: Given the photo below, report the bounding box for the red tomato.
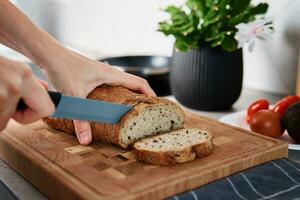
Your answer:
[246,99,269,123]
[249,110,284,138]
[272,95,300,118]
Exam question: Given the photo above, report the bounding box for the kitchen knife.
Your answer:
[17,91,132,124]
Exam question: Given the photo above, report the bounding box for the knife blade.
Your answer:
[17,91,132,124]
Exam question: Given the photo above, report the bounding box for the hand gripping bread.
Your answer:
[133,128,213,165]
[44,85,185,149]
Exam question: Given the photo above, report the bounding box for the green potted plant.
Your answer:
[159,0,273,110]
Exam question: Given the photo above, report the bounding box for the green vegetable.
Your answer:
[158,0,269,52]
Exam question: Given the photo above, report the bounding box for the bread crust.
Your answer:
[133,131,213,165]
[44,85,185,148]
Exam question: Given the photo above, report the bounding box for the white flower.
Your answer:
[235,18,273,52]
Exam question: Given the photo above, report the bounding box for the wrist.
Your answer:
[28,34,69,70]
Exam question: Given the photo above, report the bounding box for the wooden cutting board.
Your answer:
[0,112,288,200]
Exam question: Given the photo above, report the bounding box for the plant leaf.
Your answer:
[249,3,268,15]
[228,11,252,26]
[205,29,221,42]
[165,6,183,16]
[204,9,220,26]
[158,0,269,52]
[231,0,250,13]
[206,0,216,8]
[174,38,189,52]
[186,0,205,17]
[221,36,237,51]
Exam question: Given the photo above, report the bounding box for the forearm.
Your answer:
[0,0,66,69]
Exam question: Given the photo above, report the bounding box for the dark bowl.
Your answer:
[100,56,171,96]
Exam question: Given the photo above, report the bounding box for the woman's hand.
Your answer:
[0,56,55,131]
[43,49,155,145]
[0,0,155,144]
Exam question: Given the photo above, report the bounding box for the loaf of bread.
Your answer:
[44,85,185,148]
[133,128,213,165]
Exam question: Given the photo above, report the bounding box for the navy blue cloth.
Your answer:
[1,158,299,199]
[0,179,18,200]
[170,158,300,200]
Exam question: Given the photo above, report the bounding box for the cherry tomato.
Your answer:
[272,95,300,118]
[246,99,269,123]
[249,110,284,138]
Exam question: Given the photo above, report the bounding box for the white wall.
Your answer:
[9,0,300,94]
[16,0,186,58]
[243,0,300,95]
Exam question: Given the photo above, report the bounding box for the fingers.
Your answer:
[38,79,49,89]
[73,120,92,145]
[137,82,156,96]
[24,72,55,116]
[0,82,17,130]
[109,69,156,96]
[15,79,46,124]
[13,109,46,124]
[69,90,93,145]
[0,93,12,131]
[132,77,156,96]
[122,75,156,96]
[0,59,53,129]
[13,69,55,124]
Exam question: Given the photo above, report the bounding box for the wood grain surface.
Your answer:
[0,112,288,200]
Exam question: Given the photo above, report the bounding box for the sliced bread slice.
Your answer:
[133,128,213,165]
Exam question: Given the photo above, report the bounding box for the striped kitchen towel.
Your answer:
[170,158,300,200]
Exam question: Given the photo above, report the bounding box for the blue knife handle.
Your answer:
[17,91,62,111]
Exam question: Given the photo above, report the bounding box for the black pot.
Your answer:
[170,46,243,111]
[100,56,171,96]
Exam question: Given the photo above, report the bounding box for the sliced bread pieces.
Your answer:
[133,128,213,165]
[44,85,185,149]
